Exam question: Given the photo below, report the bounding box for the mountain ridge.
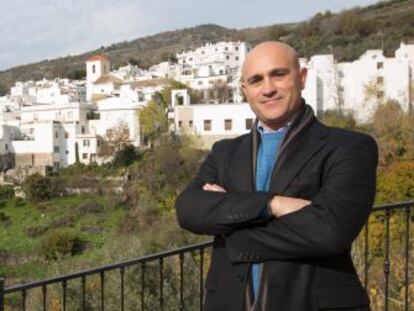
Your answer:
[0,0,413,95]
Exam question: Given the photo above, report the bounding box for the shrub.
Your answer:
[22,174,55,203]
[0,185,15,200]
[112,145,140,167]
[40,229,83,260]
[26,225,48,238]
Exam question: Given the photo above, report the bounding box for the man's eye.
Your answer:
[248,78,261,85]
[273,70,287,77]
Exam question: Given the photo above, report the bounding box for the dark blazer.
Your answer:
[176,104,378,311]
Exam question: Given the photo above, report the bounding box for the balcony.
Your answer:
[0,201,412,310]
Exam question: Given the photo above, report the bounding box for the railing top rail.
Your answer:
[3,240,213,294]
[372,200,414,212]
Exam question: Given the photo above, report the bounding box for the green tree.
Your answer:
[75,142,80,164]
[22,173,57,203]
[112,145,140,167]
[139,99,169,147]
[370,100,414,164]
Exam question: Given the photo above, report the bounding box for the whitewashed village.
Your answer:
[0,41,413,181]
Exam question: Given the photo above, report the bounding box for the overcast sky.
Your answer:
[0,0,379,71]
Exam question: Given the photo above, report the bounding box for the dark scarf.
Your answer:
[251,100,316,182]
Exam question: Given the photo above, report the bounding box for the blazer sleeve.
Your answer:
[225,134,378,262]
[175,141,273,236]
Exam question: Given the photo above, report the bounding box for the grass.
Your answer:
[0,193,127,284]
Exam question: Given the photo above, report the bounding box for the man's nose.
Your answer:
[262,77,277,97]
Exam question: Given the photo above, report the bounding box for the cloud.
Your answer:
[0,0,378,71]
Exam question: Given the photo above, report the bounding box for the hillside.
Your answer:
[0,0,413,95]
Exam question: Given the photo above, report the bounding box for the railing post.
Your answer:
[0,277,4,311]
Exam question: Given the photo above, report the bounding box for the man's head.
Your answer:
[241,41,307,130]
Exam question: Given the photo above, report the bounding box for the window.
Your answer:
[377,62,383,69]
[198,81,203,85]
[225,47,228,51]
[97,140,101,147]
[83,139,90,147]
[55,131,58,139]
[377,76,384,84]
[224,119,232,131]
[64,132,69,139]
[245,118,253,130]
[82,153,88,160]
[204,120,212,131]
[235,47,239,51]
[5,144,8,151]
[226,56,230,60]
[189,120,193,127]
[235,56,239,61]
[178,121,182,128]
[92,65,96,74]
[81,126,85,134]
[54,146,60,153]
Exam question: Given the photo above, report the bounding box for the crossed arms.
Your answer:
[176,134,378,261]
[204,182,311,218]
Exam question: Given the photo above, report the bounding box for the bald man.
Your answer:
[176,42,378,311]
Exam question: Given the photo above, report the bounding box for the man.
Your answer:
[175,42,378,311]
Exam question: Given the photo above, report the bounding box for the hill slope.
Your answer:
[0,0,413,95]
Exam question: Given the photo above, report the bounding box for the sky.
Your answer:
[0,0,379,71]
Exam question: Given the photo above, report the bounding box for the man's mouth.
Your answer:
[261,97,283,104]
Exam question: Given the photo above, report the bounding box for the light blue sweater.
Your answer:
[252,124,286,299]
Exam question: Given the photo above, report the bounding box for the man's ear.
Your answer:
[299,67,308,90]
[241,81,247,97]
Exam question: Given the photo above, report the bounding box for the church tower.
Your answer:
[86,54,110,101]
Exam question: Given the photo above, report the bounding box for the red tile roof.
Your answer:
[86,54,110,62]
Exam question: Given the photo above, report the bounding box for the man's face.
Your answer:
[241,44,307,130]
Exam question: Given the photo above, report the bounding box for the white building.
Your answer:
[170,89,255,149]
[176,42,251,103]
[302,42,414,122]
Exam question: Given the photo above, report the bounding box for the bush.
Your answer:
[22,173,62,203]
[22,174,53,203]
[40,229,83,260]
[112,145,140,167]
[0,185,14,200]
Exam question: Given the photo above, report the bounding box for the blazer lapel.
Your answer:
[269,121,328,195]
[227,132,256,192]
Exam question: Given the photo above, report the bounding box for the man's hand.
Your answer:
[203,183,226,193]
[269,195,311,218]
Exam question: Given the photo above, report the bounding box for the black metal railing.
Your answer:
[0,201,412,310]
[0,241,213,310]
